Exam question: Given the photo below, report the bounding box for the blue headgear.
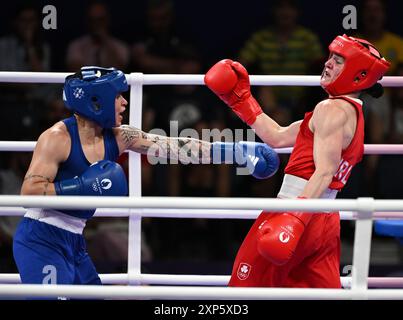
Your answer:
[63,66,128,128]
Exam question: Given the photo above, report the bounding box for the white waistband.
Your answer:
[277,174,338,199]
[24,209,86,234]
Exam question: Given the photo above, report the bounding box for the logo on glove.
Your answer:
[92,177,113,194]
[101,178,112,190]
[279,231,290,243]
[237,262,251,280]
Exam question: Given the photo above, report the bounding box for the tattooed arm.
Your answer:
[21,124,70,195]
[115,125,212,164]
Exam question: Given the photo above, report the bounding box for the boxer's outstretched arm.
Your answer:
[251,114,302,148]
[116,126,279,177]
[116,125,212,164]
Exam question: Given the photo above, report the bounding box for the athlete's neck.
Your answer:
[344,92,361,99]
[329,92,361,99]
[75,114,103,138]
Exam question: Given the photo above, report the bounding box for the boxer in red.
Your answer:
[204,34,390,287]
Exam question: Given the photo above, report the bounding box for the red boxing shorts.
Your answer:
[228,210,341,288]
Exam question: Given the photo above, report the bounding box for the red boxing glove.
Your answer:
[257,197,312,266]
[204,59,263,125]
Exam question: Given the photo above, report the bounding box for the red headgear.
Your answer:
[323,34,390,96]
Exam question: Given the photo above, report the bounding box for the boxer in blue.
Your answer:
[13,66,280,286]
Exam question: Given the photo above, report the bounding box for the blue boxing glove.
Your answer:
[211,141,279,179]
[55,160,128,196]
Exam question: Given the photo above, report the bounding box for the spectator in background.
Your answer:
[357,0,403,75]
[141,45,233,260]
[131,0,196,74]
[0,4,53,270]
[66,1,130,72]
[170,57,231,260]
[238,0,324,119]
[0,4,52,141]
[161,117,232,261]
[0,152,31,273]
[355,0,403,195]
[0,4,51,72]
[36,93,72,132]
[132,0,207,195]
[371,64,403,198]
[146,45,226,133]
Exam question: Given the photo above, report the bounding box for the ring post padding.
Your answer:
[351,198,374,295]
[127,72,144,285]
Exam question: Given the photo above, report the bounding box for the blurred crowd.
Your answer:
[0,0,402,277]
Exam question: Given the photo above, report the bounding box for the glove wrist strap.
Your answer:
[286,196,312,226]
[233,96,263,125]
[55,178,82,196]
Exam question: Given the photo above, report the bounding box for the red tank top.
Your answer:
[284,96,364,191]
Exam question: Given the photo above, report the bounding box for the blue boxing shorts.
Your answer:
[13,210,101,285]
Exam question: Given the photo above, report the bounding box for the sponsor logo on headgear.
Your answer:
[73,87,85,99]
[237,262,251,280]
[333,39,344,47]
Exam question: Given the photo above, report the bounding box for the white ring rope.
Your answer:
[1,284,403,300]
[2,141,403,154]
[1,273,403,289]
[0,207,402,220]
[0,72,403,87]
[0,196,401,213]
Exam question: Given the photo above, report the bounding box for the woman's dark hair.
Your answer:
[363,82,384,98]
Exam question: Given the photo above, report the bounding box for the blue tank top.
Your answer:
[54,116,119,219]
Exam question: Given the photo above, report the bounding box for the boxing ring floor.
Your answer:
[0,72,402,299]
